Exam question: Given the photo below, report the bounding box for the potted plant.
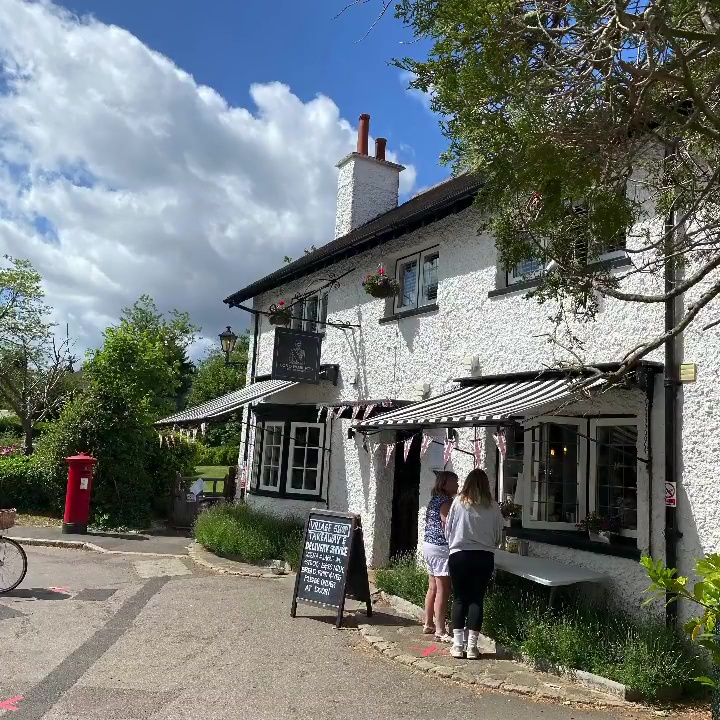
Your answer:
[268,301,293,326]
[500,500,522,528]
[576,512,621,542]
[362,265,400,299]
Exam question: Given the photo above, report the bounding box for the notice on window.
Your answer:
[296,515,352,608]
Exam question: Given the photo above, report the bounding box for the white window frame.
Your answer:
[521,417,587,530]
[285,422,325,496]
[588,418,638,538]
[394,246,440,313]
[255,421,284,493]
[290,290,329,333]
[507,257,543,286]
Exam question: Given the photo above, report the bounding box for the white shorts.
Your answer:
[423,542,450,577]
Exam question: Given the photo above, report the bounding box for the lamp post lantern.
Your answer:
[219,326,243,367]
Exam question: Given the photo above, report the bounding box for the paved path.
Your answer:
[0,546,700,720]
[7,526,191,555]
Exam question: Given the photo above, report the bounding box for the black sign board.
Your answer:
[272,327,322,384]
[291,509,372,628]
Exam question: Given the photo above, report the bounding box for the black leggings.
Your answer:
[448,550,494,633]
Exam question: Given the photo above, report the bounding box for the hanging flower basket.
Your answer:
[363,265,400,298]
[268,301,293,326]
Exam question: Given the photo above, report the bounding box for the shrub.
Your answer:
[374,555,698,700]
[194,503,304,569]
[0,454,51,511]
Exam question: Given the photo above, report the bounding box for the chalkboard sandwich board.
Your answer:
[291,509,372,628]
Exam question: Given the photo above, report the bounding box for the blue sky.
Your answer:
[0,0,447,353]
[61,0,447,189]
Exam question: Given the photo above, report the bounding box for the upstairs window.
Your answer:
[291,290,329,333]
[395,247,440,312]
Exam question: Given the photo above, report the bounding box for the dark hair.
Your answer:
[432,470,458,496]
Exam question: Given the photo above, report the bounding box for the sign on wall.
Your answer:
[272,327,322,384]
[665,481,677,507]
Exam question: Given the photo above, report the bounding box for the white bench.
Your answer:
[493,549,608,606]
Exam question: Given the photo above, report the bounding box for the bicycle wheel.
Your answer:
[0,537,27,593]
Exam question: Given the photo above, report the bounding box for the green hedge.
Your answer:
[0,454,55,512]
[195,444,239,467]
[375,556,700,701]
[194,503,304,570]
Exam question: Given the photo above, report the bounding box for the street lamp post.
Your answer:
[219,326,244,367]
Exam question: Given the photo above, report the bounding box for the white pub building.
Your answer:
[159,114,720,621]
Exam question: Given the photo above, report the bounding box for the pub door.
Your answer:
[389,431,422,560]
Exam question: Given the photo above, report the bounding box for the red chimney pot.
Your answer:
[357,113,370,155]
[375,138,387,161]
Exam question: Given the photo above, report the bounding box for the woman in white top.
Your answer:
[444,468,503,659]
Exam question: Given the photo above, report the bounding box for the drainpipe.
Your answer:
[663,166,681,625]
[240,312,260,497]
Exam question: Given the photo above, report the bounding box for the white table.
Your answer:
[493,549,608,606]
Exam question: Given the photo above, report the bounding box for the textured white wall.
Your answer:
[237,202,717,618]
[334,153,402,238]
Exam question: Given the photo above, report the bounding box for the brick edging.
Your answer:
[187,542,289,578]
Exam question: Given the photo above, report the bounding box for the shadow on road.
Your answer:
[4,588,72,600]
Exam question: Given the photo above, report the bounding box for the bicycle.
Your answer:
[0,509,27,594]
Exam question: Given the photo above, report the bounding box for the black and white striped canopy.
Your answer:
[155,379,298,427]
[354,377,603,430]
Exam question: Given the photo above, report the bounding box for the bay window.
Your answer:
[395,247,439,313]
[521,417,639,534]
[251,406,328,499]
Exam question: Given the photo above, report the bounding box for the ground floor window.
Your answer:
[520,417,638,534]
[251,410,327,499]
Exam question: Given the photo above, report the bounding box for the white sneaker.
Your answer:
[466,645,480,660]
[451,645,464,659]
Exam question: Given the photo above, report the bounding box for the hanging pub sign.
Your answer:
[291,509,372,628]
[272,327,322,384]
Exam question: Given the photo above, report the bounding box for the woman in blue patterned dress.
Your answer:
[422,470,459,641]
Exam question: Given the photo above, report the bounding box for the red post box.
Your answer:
[62,452,97,534]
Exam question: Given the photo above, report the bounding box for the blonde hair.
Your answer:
[432,470,458,497]
[459,469,493,508]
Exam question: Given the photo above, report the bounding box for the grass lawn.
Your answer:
[16,513,62,528]
[194,466,228,479]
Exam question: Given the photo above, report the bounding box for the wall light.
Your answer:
[463,355,480,375]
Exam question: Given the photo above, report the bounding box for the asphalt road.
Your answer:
[0,546,674,719]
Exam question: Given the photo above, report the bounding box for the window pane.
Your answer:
[306,448,319,469]
[304,295,319,333]
[397,258,418,309]
[291,469,303,489]
[304,470,317,491]
[295,426,307,446]
[503,425,525,501]
[509,257,542,284]
[293,447,305,466]
[307,427,320,446]
[596,425,637,530]
[421,252,439,303]
[319,292,329,330]
[530,424,579,524]
[291,302,303,330]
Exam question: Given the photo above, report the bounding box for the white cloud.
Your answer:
[0,0,416,358]
[399,70,435,113]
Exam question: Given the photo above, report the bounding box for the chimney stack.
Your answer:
[357,113,370,155]
[335,113,405,239]
[375,138,387,161]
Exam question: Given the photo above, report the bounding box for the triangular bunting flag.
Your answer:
[419,434,433,459]
[317,406,325,423]
[474,438,483,469]
[364,404,376,420]
[385,443,394,467]
[493,430,507,458]
[443,438,456,467]
[403,436,414,461]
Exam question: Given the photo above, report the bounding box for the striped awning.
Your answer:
[354,376,603,430]
[155,379,298,427]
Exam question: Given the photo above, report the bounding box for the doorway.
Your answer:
[389,431,422,560]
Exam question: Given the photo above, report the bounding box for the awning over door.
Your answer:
[354,376,603,430]
[155,379,298,427]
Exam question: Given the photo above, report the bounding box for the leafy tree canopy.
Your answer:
[396,0,720,374]
[186,336,249,409]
